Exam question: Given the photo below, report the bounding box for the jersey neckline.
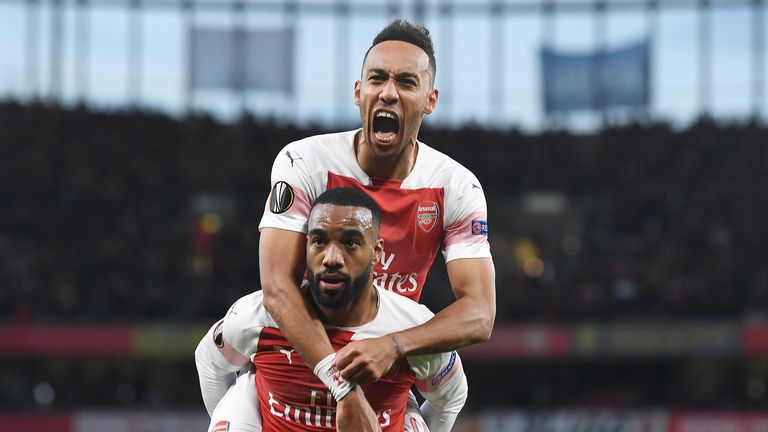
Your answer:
[322,286,382,332]
[348,129,427,188]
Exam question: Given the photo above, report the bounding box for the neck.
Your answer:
[317,286,378,327]
[355,131,418,181]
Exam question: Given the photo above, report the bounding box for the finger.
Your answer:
[334,348,354,369]
[345,362,380,384]
[340,361,367,382]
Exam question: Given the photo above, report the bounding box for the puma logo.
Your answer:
[274,346,295,364]
[285,151,303,167]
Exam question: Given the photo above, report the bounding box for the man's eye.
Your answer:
[344,240,359,248]
[312,238,326,246]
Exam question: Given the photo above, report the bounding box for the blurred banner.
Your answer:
[0,411,208,432]
[667,412,768,432]
[541,40,650,113]
[189,27,294,93]
[3,322,766,359]
[474,410,667,432]
[460,324,570,359]
[466,411,768,432]
[571,322,741,358]
[743,325,768,355]
[5,410,768,432]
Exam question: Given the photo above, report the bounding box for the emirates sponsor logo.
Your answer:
[416,201,439,233]
[374,252,419,293]
[373,272,418,293]
[268,390,392,427]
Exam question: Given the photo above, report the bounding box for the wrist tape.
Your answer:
[313,352,355,401]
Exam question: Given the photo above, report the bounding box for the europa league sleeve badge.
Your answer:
[269,181,295,214]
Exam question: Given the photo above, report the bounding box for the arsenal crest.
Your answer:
[416,201,439,233]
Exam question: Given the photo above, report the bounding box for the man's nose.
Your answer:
[379,79,398,104]
[322,243,344,269]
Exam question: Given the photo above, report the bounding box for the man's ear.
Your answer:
[372,238,383,265]
[354,80,362,107]
[423,88,439,115]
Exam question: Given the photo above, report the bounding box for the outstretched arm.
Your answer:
[335,257,495,383]
[397,257,495,353]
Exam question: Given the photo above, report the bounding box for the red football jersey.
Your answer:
[219,290,466,432]
[260,130,491,301]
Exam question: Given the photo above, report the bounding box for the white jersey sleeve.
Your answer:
[442,166,491,263]
[406,142,491,263]
[195,319,244,416]
[195,291,272,415]
[409,350,468,432]
[258,139,329,234]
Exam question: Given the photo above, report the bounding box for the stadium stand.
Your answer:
[1,103,766,429]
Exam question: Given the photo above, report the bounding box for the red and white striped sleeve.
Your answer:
[442,168,492,262]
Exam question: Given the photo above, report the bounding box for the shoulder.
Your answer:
[225,290,264,317]
[269,130,358,182]
[376,288,434,328]
[416,142,487,225]
[222,291,268,329]
[411,141,483,191]
[349,289,433,339]
[279,130,356,162]
[221,291,276,348]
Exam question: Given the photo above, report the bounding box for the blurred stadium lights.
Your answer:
[199,212,222,235]
[561,234,583,256]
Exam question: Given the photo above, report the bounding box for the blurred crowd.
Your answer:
[3,357,766,411]
[1,102,767,323]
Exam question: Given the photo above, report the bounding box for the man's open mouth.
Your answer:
[319,272,348,290]
[372,110,400,145]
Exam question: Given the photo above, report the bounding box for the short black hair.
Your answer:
[310,187,381,232]
[363,18,436,85]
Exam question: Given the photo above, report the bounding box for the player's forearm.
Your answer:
[394,295,494,356]
[262,279,335,369]
[394,257,496,356]
[419,355,468,432]
[259,228,336,369]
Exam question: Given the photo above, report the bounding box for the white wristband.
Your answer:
[313,352,355,401]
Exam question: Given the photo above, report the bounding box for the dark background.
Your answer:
[1,103,767,427]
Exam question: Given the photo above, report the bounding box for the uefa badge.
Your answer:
[269,181,295,214]
[416,201,439,233]
[471,219,488,235]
